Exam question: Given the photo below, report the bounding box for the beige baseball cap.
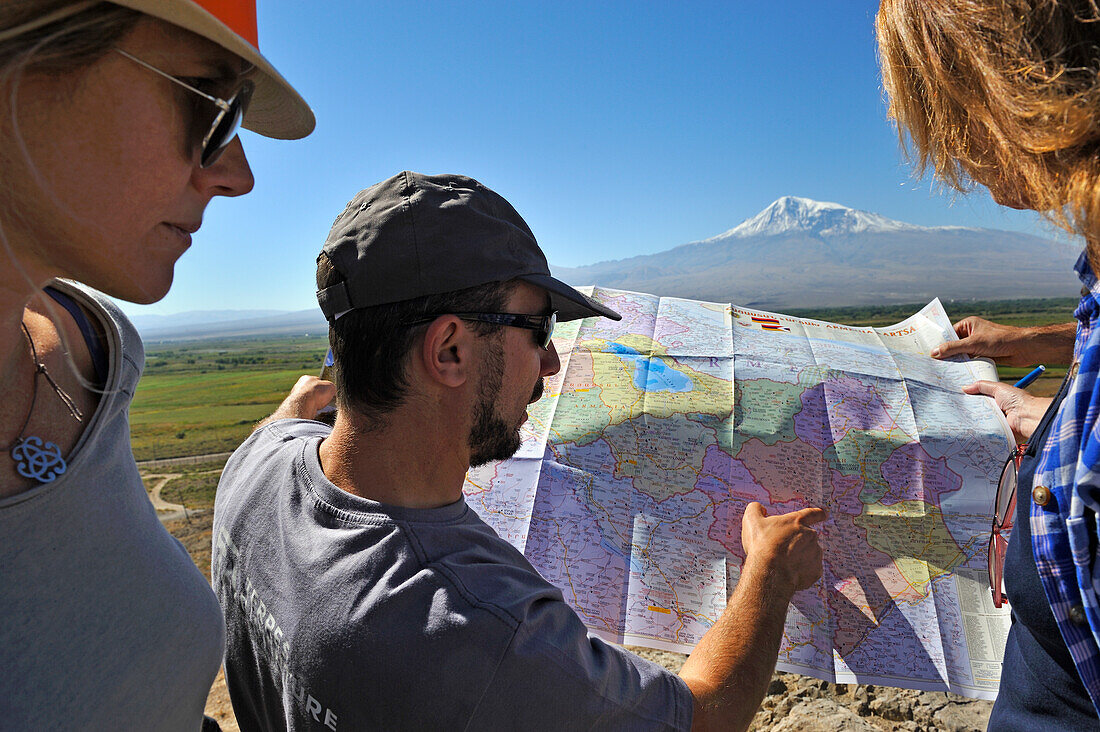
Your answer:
[0,0,314,140]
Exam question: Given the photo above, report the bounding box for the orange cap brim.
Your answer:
[106,0,314,139]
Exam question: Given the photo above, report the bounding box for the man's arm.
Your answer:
[254,375,336,431]
[930,317,1075,366]
[678,502,826,732]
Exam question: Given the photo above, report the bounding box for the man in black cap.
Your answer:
[212,171,826,731]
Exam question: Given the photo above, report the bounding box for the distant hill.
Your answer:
[550,196,1082,309]
[127,309,286,333]
[137,308,328,342]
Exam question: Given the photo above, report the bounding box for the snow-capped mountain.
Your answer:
[550,197,1080,309]
[713,196,925,239]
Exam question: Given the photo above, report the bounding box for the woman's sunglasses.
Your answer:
[114,48,254,168]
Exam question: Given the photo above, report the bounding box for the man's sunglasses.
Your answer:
[408,311,558,350]
[988,443,1025,608]
[115,48,254,168]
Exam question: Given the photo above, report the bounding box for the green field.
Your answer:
[130,335,330,460]
[129,300,1079,462]
[791,296,1080,329]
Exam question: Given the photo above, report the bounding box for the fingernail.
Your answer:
[930,347,941,358]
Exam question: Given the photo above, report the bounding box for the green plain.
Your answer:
[130,334,329,460]
[129,301,1077,462]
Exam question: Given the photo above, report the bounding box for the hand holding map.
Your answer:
[961,380,1052,442]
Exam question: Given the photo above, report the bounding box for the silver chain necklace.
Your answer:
[2,322,84,484]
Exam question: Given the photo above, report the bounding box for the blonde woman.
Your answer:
[878,0,1100,727]
[0,1,313,727]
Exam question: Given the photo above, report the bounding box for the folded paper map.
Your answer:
[463,287,1014,699]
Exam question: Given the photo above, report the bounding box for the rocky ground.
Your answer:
[631,648,993,731]
[199,624,994,731]
[205,665,993,732]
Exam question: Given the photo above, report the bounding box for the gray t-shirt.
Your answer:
[213,419,693,731]
[0,281,224,730]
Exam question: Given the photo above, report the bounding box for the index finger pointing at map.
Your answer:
[795,507,828,526]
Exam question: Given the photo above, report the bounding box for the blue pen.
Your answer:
[1014,365,1046,389]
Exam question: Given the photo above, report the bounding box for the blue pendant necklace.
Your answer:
[5,322,83,484]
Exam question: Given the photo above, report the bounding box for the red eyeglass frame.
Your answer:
[988,444,1027,608]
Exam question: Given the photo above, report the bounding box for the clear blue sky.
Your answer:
[123,0,1059,317]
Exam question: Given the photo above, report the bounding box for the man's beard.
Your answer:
[468,338,544,467]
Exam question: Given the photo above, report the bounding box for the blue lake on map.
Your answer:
[605,342,694,393]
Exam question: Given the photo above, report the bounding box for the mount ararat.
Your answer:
[551,196,1081,309]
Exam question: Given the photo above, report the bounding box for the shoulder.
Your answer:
[217,419,333,513]
[252,418,332,444]
[404,510,566,627]
[223,419,329,477]
[47,279,144,385]
[51,280,141,354]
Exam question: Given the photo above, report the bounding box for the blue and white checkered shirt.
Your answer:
[1033,251,1100,712]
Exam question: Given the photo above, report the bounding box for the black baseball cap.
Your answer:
[316,171,621,323]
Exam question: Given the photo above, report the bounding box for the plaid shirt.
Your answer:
[1033,251,1100,712]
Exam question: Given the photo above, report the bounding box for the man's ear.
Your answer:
[418,316,470,388]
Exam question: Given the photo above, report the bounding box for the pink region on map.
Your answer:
[562,348,595,389]
[727,454,761,500]
[879,442,964,506]
[709,494,750,562]
[823,376,899,443]
[792,383,832,452]
[736,438,828,507]
[524,462,631,636]
[691,446,755,556]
